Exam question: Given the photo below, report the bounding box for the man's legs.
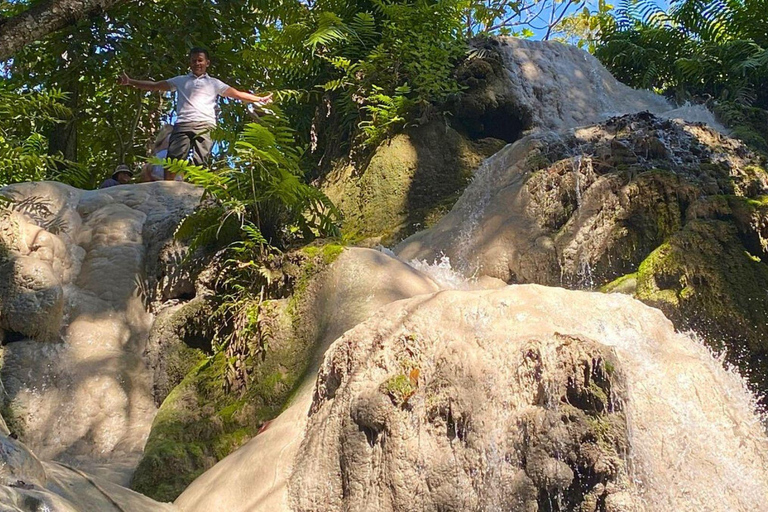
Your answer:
[166,127,191,180]
[190,126,214,167]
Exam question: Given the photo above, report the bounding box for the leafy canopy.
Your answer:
[0,85,89,187]
[594,0,768,108]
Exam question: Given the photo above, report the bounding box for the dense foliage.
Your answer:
[172,114,340,253]
[596,0,768,105]
[0,85,90,187]
[593,0,768,148]
[1,0,609,181]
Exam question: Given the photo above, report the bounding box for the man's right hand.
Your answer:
[118,71,131,86]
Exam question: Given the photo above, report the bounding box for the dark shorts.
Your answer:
[167,122,215,167]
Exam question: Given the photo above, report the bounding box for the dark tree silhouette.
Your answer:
[0,0,128,61]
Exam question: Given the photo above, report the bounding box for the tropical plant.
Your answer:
[594,0,768,108]
[249,0,468,161]
[556,0,615,51]
[172,113,340,255]
[170,114,340,392]
[3,0,297,186]
[3,0,617,180]
[0,85,90,187]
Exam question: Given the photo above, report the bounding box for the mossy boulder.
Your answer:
[131,246,344,501]
[144,298,213,405]
[291,290,639,512]
[632,217,768,386]
[713,101,768,153]
[322,120,505,245]
[600,193,768,395]
[398,112,768,397]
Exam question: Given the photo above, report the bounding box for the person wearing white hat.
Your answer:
[99,164,134,189]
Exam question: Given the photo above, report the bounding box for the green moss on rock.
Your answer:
[713,102,768,153]
[322,120,505,245]
[131,246,342,501]
[146,297,213,405]
[600,273,638,295]
[635,219,768,392]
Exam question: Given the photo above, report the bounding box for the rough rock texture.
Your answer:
[131,245,341,501]
[321,37,722,248]
[322,121,505,244]
[397,113,766,285]
[455,37,720,134]
[631,214,768,383]
[290,286,768,512]
[396,113,768,394]
[0,431,173,512]
[174,247,440,512]
[0,181,201,485]
[143,297,212,406]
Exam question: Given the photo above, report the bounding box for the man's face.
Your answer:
[189,52,210,76]
[116,172,132,184]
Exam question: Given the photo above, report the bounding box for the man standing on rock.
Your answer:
[119,47,272,179]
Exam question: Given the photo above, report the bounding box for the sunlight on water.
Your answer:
[397,253,768,511]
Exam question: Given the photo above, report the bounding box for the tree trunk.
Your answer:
[48,84,78,163]
[0,0,127,61]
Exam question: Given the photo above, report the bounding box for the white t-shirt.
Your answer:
[166,73,230,125]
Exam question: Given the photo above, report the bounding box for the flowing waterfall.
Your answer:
[287,285,768,512]
[1,38,766,512]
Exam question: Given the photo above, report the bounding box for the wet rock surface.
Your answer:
[397,113,768,395]
[289,286,768,512]
[2,37,768,512]
[174,247,441,512]
[452,37,713,135]
[0,431,174,511]
[0,181,201,485]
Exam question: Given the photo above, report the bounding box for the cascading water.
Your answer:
[451,148,512,275]
[1,37,766,512]
[287,284,768,512]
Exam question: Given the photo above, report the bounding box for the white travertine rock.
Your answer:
[482,37,723,132]
[288,285,768,512]
[0,181,201,488]
[0,432,175,511]
[178,280,768,512]
[174,247,440,512]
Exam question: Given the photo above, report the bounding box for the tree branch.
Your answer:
[0,0,129,61]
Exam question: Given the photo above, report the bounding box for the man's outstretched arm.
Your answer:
[221,87,273,105]
[118,71,171,92]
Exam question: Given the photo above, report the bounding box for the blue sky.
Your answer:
[526,0,673,40]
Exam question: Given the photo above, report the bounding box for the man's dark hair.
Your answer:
[189,47,210,59]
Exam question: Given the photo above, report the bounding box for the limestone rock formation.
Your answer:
[0,431,173,511]
[454,37,717,135]
[0,181,201,485]
[133,245,349,500]
[324,37,721,248]
[398,113,766,285]
[321,120,505,244]
[289,286,768,512]
[397,113,768,393]
[174,247,440,512]
[2,37,767,512]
